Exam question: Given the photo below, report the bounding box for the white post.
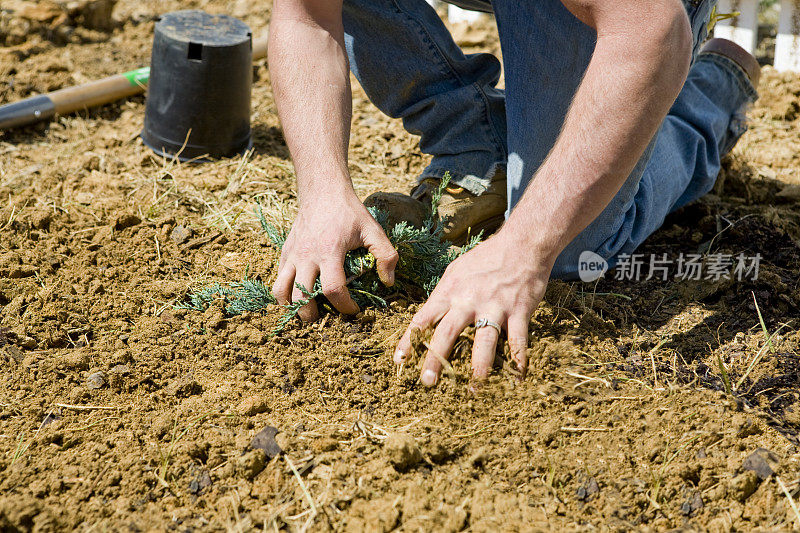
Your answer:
[775,0,800,72]
[447,5,485,24]
[714,0,760,53]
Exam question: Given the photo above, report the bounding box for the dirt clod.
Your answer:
[236,449,266,479]
[384,432,422,471]
[729,470,761,502]
[237,395,269,416]
[113,214,141,231]
[167,377,202,398]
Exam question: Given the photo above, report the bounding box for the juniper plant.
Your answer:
[178,173,481,333]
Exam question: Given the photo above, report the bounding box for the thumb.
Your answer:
[363,227,399,287]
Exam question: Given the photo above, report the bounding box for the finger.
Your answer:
[272,263,296,305]
[507,314,530,379]
[363,227,399,287]
[320,261,359,315]
[291,267,320,322]
[393,298,449,364]
[421,309,472,387]
[471,315,503,380]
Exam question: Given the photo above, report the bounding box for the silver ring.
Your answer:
[475,318,502,335]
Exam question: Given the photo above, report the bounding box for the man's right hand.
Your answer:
[272,190,399,322]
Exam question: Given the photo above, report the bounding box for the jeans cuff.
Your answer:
[696,53,759,105]
[418,161,506,196]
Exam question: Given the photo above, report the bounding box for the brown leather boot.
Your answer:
[364,173,507,245]
[699,38,761,88]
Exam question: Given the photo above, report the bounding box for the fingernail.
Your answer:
[421,369,438,387]
[393,349,406,364]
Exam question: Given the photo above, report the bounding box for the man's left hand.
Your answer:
[393,230,552,386]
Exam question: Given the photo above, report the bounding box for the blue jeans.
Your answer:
[341,0,758,279]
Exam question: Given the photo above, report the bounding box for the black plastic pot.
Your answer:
[141,10,253,161]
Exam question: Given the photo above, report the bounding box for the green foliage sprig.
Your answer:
[178,173,481,333]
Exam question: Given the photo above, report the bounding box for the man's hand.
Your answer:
[269,0,400,319]
[394,230,552,387]
[272,191,398,321]
[393,0,691,386]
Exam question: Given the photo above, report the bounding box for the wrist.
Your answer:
[297,174,357,208]
[495,219,561,273]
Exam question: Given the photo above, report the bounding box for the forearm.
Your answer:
[505,4,692,264]
[268,5,353,203]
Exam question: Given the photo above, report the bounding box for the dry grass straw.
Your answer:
[776,476,800,528]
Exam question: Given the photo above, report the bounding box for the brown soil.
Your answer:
[2,2,800,531]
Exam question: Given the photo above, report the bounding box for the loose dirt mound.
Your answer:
[1,1,799,531]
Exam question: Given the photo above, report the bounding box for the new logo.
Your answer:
[578,251,608,282]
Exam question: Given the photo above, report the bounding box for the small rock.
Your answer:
[86,371,107,389]
[576,477,600,501]
[238,396,269,417]
[742,448,779,480]
[237,449,266,479]
[385,432,422,471]
[361,374,374,384]
[681,492,704,516]
[170,225,193,245]
[188,470,212,494]
[249,426,283,460]
[114,214,141,231]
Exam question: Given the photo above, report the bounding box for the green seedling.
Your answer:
[179,173,482,334]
